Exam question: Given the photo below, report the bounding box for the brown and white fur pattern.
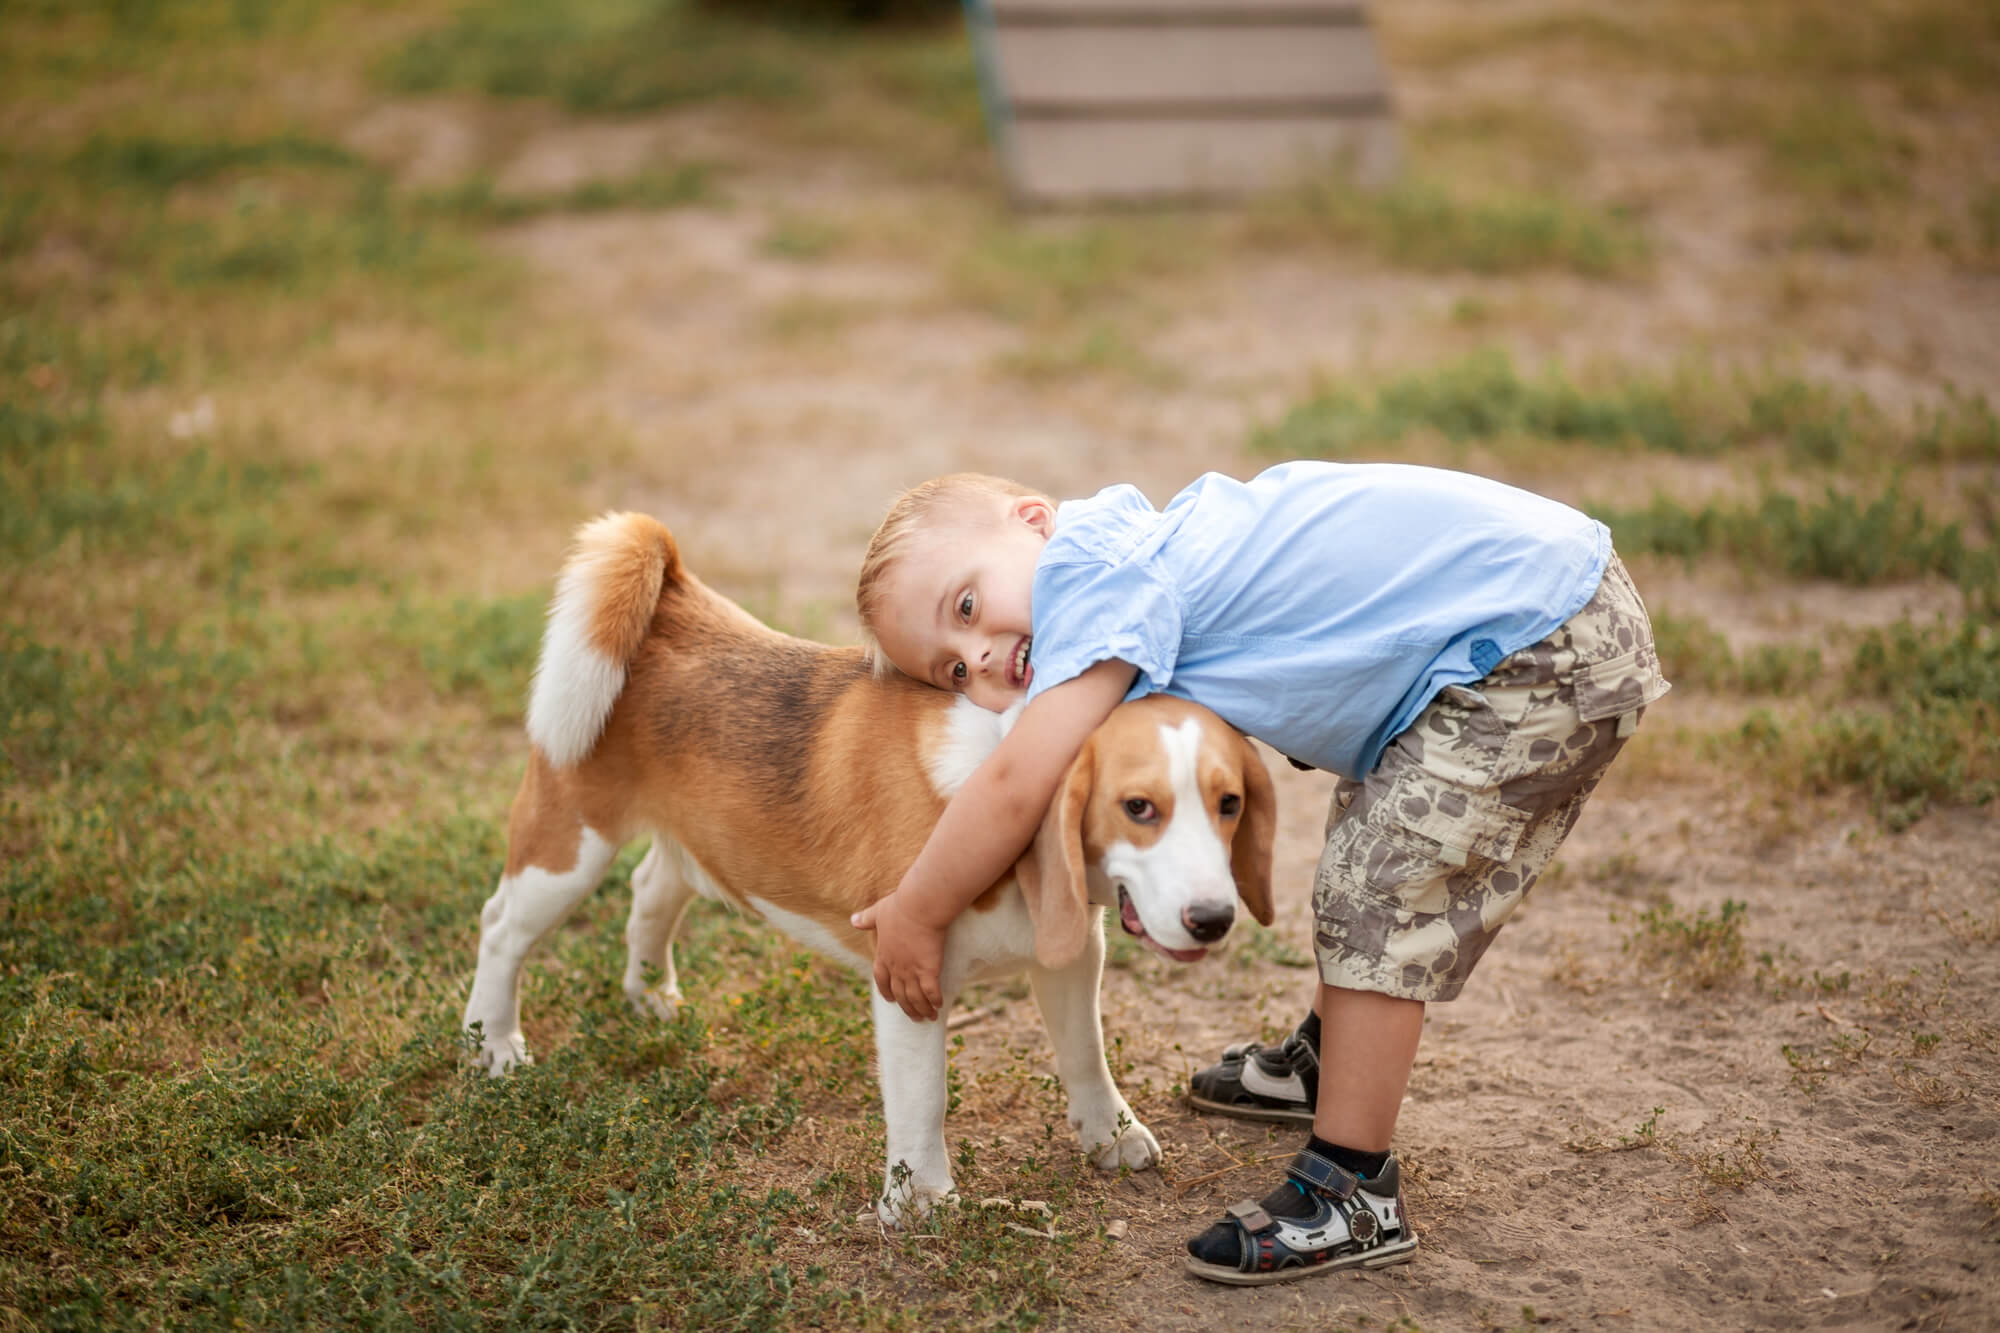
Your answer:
[463,513,1277,1222]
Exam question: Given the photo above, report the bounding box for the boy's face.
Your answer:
[873,495,1052,713]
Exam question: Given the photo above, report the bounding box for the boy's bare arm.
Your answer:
[856,659,1139,1021]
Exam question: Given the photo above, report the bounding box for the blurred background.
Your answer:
[3,1,1997,1327]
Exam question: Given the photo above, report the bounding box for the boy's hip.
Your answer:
[1309,553,1668,1000]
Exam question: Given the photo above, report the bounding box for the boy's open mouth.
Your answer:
[1117,886,1208,963]
[1009,636,1033,689]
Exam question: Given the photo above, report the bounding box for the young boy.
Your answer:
[851,461,1668,1284]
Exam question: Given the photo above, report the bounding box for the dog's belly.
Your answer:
[743,895,871,973]
[651,831,874,973]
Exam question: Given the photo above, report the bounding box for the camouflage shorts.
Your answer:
[1313,554,1671,1003]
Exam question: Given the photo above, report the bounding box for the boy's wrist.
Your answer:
[896,889,959,934]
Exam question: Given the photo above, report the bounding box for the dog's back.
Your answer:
[505,511,962,949]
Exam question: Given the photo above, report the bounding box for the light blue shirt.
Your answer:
[1025,461,1611,780]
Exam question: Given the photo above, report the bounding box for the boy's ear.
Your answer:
[1012,495,1055,538]
[1231,734,1277,926]
[1014,740,1095,969]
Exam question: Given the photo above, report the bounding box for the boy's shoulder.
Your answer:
[1047,482,1160,564]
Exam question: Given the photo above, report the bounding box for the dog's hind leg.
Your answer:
[872,990,958,1225]
[1028,914,1162,1172]
[622,839,697,1021]
[463,818,619,1076]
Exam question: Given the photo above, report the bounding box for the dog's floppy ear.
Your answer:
[1014,740,1095,970]
[1232,734,1277,926]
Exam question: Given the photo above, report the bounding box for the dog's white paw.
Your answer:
[626,982,681,1022]
[876,1174,957,1227]
[474,1030,531,1077]
[1080,1112,1162,1172]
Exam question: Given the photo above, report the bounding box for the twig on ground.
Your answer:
[1172,1152,1293,1196]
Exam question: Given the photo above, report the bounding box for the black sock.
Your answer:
[1255,1136,1388,1221]
[1296,1008,1321,1048]
[1306,1133,1389,1181]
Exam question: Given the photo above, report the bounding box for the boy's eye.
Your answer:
[957,592,974,620]
[950,662,966,682]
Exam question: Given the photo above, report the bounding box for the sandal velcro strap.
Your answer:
[1278,1029,1320,1081]
[1287,1148,1360,1201]
[1225,1200,1275,1233]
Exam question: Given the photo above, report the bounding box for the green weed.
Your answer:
[1256,350,1690,456]
[380,0,813,113]
[1619,899,1749,989]
[1652,612,1826,697]
[1589,487,1973,588]
[68,133,365,192]
[1255,353,1995,467]
[1694,92,1914,214]
[1256,175,1649,278]
[416,166,716,224]
[1802,619,2000,826]
[1228,922,1315,972]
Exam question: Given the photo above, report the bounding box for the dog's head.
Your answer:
[1015,695,1275,970]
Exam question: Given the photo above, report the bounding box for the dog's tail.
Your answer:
[526,511,680,768]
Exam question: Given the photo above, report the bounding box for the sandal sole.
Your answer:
[1186,1092,1316,1126]
[1184,1234,1419,1286]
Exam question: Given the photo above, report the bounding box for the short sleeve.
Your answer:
[1026,557,1182,703]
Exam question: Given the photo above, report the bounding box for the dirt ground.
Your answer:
[341,14,2000,1329]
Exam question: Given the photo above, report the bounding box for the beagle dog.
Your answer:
[462,512,1276,1221]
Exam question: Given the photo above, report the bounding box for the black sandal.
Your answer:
[1184,1148,1417,1286]
[1187,1018,1319,1125]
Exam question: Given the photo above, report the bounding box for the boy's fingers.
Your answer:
[851,905,877,930]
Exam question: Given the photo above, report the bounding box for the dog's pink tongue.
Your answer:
[1119,895,1144,936]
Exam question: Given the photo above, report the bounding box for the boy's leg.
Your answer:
[1312,984,1423,1152]
[1185,554,1669,1284]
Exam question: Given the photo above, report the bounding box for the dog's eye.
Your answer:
[1219,794,1242,817]
[1123,798,1157,823]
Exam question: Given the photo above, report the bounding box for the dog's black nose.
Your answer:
[1182,902,1234,943]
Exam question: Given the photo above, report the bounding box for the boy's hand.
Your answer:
[852,892,950,1022]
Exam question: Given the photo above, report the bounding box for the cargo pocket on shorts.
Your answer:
[1572,645,1672,737]
[1369,768,1531,914]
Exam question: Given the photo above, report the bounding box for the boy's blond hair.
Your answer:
[857,472,1050,674]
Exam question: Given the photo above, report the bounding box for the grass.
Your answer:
[1589,487,1983,592]
[1800,618,2000,828]
[1250,175,1649,278]
[1254,351,2000,467]
[1648,611,1824,696]
[0,9,1154,1322]
[378,0,814,114]
[416,166,716,223]
[1661,614,2000,829]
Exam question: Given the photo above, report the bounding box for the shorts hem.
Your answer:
[1316,948,1468,1004]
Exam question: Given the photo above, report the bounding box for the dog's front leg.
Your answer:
[1029,912,1161,1172]
[871,990,956,1225]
